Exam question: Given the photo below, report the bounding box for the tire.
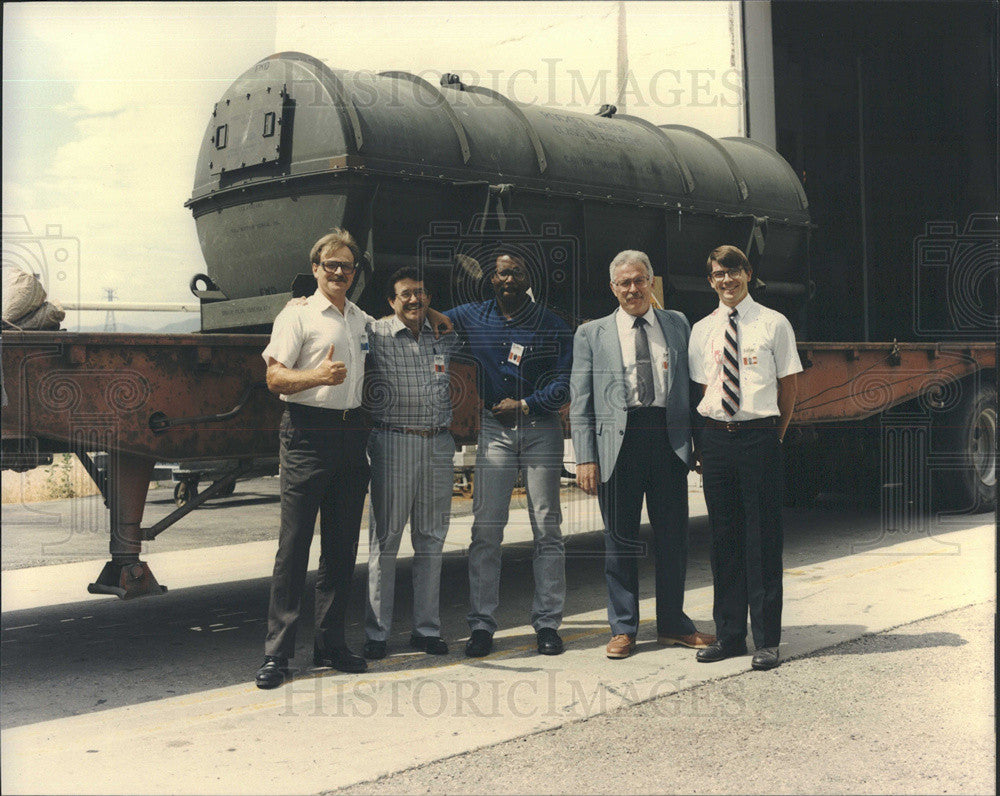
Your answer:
[217,479,237,498]
[174,480,198,508]
[932,376,997,513]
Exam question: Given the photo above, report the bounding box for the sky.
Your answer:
[2,1,741,331]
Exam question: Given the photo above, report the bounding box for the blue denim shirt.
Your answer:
[445,300,572,415]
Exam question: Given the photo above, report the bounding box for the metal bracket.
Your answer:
[148,383,267,434]
[142,460,255,540]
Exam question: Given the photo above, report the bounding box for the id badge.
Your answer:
[360,332,370,353]
[661,351,670,374]
[433,354,446,374]
[508,342,525,366]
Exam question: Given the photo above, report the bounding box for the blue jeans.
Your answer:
[467,411,566,633]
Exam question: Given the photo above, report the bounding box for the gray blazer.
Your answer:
[570,308,693,482]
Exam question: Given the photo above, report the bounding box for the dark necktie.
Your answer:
[721,308,740,416]
[633,316,654,407]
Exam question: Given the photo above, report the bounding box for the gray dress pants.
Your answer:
[365,428,455,641]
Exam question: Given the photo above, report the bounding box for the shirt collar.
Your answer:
[308,289,356,317]
[615,305,657,331]
[489,297,538,323]
[716,293,757,320]
[388,314,433,337]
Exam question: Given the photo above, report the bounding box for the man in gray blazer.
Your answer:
[571,250,714,659]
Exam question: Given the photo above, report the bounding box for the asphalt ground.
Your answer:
[1,477,585,570]
[1,476,994,794]
[331,601,995,796]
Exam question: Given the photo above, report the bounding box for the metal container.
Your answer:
[187,52,810,331]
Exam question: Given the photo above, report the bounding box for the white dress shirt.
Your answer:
[262,290,375,409]
[688,294,802,421]
[615,306,668,409]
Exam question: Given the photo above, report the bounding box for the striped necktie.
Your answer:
[721,308,740,416]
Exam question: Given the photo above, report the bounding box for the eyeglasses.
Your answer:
[319,259,356,274]
[395,288,428,300]
[709,268,744,282]
[613,276,650,288]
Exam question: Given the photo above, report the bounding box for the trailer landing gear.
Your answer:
[88,561,166,600]
[85,453,167,599]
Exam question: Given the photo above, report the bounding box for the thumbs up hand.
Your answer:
[315,344,347,385]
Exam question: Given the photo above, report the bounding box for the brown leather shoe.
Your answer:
[657,631,717,649]
[606,634,636,659]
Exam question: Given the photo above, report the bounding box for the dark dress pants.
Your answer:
[597,407,697,637]
[264,405,371,658]
[700,425,784,649]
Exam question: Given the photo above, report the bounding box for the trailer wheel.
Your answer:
[934,378,997,512]
[174,480,198,508]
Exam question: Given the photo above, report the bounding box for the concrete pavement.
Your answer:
[1,490,993,794]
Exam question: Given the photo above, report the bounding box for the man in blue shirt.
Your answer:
[445,251,572,657]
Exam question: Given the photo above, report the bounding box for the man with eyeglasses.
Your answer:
[571,250,714,659]
[688,244,801,671]
[445,251,572,658]
[255,229,376,688]
[362,266,458,660]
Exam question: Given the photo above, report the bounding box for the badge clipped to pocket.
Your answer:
[661,350,670,374]
[360,332,370,353]
[507,342,525,366]
[433,354,446,375]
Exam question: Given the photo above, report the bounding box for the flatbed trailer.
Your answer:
[2,331,994,599]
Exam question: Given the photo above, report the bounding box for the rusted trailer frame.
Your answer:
[1,332,282,597]
[0,331,479,598]
[792,342,996,422]
[2,333,995,599]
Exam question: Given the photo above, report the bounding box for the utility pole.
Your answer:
[103,288,117,332]
[615,1,628,114]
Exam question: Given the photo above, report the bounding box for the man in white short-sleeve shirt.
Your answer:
[255,229,376,688]
[688,244,801,672]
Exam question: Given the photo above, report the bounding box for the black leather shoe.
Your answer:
[536,627,564,655]
[313,645,367,673]
[464,629,493,657]
[751,646,780,670]
[696,641,747,663]
[410,635,449,655]
[255,656,289,689]
[363,639,387,660]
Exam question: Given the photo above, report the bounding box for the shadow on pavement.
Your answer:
[1,506,988,730]
[813,630,969,655]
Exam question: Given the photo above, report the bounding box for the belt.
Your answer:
[703,416,777,432]
[286,404,367,423]
[380,425,447,438]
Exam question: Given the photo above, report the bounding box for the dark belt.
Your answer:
[379,425,447,438]
[286,404,367,424]
[703,416,777,432]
